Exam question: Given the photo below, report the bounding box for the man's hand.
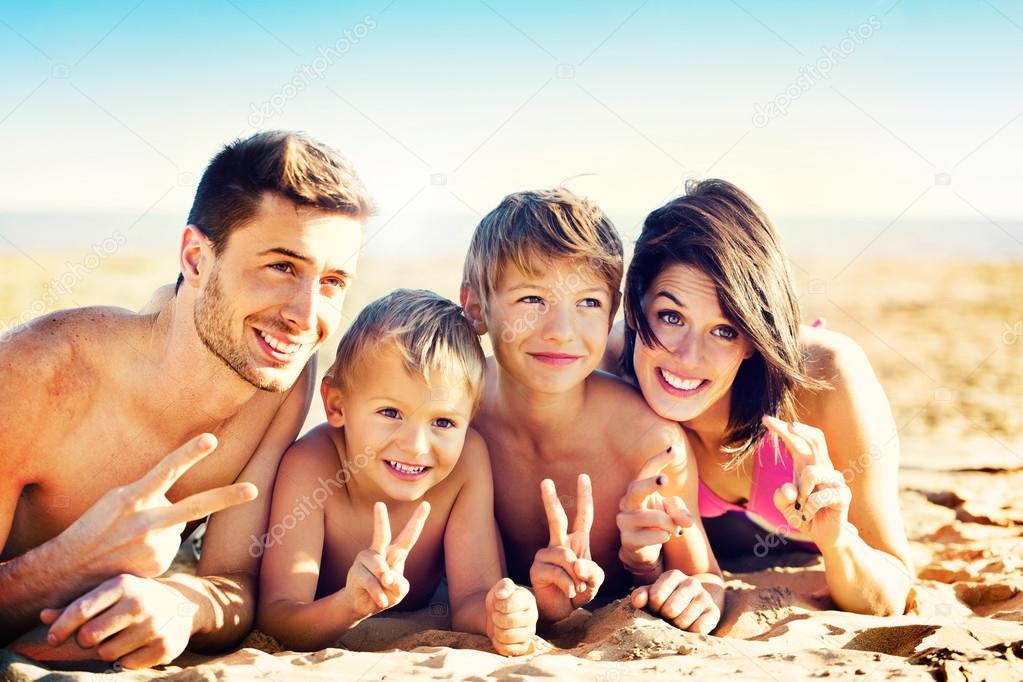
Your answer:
[630,569,720,634]
[60,433,258,582]
[529,475,604,623]
[40,574,197,668]
[340,501,430,619]
[485,578,537,656]
[617,448,694,579]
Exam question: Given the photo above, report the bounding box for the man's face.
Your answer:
[193,193,363,392]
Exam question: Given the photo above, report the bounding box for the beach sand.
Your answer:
[1,254,1021,680]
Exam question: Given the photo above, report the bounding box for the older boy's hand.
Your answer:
[485,578,537,656]
[631,569,720,634]
[617,448,693,579]
[529,475,604,623]
[341,501,430,619]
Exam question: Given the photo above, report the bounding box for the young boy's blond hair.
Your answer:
[328,288,486,410]
[461,188,624,314]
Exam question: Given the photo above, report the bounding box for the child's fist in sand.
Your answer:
[341,501,430,619]
[631,569,720,634]
[485,578,537,656]
[529,475,605,623]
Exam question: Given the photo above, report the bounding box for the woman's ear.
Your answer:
[459,283,488,336]
[320,376,346,428]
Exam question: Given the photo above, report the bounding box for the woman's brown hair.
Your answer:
[621,179,823,468]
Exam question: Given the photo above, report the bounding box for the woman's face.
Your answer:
[631,263,755,425]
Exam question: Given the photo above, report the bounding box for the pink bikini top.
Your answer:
[697,434,813,546]
[696,318,825,548]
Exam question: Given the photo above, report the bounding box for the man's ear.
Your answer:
[320,376,346,428]
[459,283,488,336]
[179,225,213,289]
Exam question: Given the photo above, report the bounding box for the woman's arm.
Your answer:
[787,328,914,614]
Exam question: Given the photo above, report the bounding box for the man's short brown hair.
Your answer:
[178,130,374,288]
[462,188,624,314]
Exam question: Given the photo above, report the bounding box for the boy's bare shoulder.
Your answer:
[585,370,683,462]
[447,427,491,481]
[278,423,345,480]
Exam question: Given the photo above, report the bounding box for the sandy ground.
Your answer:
[1,253,1021,681]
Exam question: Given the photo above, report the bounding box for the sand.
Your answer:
[1,254,1021,681]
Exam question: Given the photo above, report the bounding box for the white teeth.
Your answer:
[260,330,301,355]
[660,368,704,391]
[387,460,426,475]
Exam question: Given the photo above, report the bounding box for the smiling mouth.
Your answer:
[254,328,310,364]
[658,367,709,395]
[385,460,431,480]
[528,352,582,366]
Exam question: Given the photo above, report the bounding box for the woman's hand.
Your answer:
[763,416,855,549]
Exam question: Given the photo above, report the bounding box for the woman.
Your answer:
[606,179,913,616]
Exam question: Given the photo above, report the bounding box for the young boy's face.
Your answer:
[324,343,475,502]
[482,257,616,394]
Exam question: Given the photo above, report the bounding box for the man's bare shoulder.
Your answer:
[584,370,683,463]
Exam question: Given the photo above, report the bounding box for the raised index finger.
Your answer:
[134,433,218,495]
[637,447,676,480]
[540,479,568,548]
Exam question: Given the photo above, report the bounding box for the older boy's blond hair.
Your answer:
[328,289,486,410]
[462,188,624,313]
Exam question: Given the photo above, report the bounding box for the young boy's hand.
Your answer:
[529,475,605,622]
[630,568,720,634]
[485,578,537,656]
[341,501,430,619]
[617,448,694,579]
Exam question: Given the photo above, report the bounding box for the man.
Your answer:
[0,130,372,667]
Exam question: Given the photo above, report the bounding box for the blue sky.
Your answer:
[0,0,1020,256]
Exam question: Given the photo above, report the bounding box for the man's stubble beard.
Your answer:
[193,264,301,393]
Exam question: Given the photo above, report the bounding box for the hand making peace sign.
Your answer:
[341,501,431,619]
[39,433,258,666]
[528,474,604,623]
[763,415,854,548]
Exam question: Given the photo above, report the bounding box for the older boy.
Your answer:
[460,188,724,631]
[258,289,537,655]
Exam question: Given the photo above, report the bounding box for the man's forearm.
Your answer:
[162,571,257,652]
[0,535,102,642]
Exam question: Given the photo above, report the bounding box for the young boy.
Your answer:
[459,188,724,632]
[257,289,537,655]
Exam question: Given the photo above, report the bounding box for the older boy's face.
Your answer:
[632,263,753,425]
[193,193,362,392]
[484,258,615,394]
[332,343,474,502]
